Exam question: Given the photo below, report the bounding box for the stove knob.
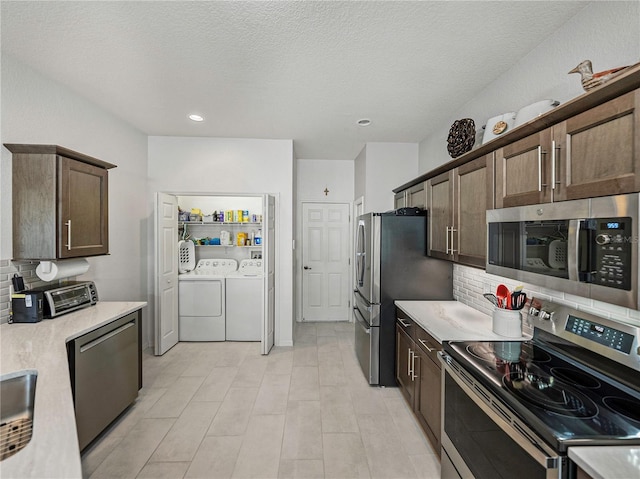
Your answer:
[539,310,554,321]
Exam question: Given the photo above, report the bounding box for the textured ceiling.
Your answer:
[1,1,590,160]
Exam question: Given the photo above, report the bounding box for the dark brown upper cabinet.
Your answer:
[6,144,116,260]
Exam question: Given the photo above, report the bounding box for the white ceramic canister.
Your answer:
[492,309,522,338]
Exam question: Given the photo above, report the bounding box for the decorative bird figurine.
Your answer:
[568,60,636,91]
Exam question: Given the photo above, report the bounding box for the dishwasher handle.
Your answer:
[79,321,136,353]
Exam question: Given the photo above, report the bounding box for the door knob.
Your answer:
[304,266,312,270]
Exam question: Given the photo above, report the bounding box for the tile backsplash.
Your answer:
[0,260,59,324]
[453,264,640,333]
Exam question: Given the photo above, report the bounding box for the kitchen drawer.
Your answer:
[396,309,414,338]
[414,326,441,366]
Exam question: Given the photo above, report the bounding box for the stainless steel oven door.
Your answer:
[441,353,567,479]
[353,305,379,385]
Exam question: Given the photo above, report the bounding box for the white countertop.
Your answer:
[0,301,146,479]
[395,300,528,342]
[569,446,640,479]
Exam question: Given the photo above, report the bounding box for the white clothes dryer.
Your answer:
[225,260,264,341]
[178,259,237,341]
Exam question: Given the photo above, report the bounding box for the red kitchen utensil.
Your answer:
[496,284,511,309]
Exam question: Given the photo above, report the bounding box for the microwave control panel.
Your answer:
[588,217,632,290]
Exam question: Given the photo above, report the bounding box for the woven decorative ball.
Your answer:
[447,118,476,158]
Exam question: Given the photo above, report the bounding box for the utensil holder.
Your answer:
[492,309,522,338]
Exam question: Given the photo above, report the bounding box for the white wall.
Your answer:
[356,142,419,213]
[419,1,640,173]
[147,136,295,346]
[417,1,640,323]
[295,159,355,321]
[354,146,366,204]
[0,55,150,337]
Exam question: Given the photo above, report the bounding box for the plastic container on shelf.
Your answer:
[254,230,262,246]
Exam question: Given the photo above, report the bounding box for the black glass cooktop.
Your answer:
[444,339,640,449]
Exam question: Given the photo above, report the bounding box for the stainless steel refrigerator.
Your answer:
[353,209,453,386]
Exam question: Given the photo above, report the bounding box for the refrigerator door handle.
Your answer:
[354,307,370,334]
[356,220,366,287]
[357,252,365,287]
[353,289,371,310]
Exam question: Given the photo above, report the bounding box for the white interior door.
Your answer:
[302,203,351,321]
[154,192,179,355]
[262,194,276,354]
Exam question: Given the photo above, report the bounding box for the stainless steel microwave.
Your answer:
[487,193,639,309]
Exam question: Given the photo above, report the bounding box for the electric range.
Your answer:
[440,298,640,479]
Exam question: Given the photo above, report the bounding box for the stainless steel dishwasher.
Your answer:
[67,310,141,450]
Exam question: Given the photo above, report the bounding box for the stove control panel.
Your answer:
[565,315,635,354]
[527,297,640,370]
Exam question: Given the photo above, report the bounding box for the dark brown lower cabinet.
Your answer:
[576,466,594,479]
[414,341,441,454]
[395,308,442,456]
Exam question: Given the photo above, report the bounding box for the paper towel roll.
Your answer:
[36,259,90,282]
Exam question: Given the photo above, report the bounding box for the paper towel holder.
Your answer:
[36,258,90,282]
[39,261,54,275]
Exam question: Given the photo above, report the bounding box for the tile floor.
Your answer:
[81,321,440,478]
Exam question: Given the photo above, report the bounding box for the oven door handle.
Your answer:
[441,355,561,472]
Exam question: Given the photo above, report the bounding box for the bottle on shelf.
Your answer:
[255,229,262,245]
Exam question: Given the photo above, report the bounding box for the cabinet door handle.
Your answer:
[408,348,412,377]
[410,349,417,381]
[65,220,72,250]
[397,318,411,328]
[552,140,561,189]
[538,146,548,190]
[445,226,450,254]
[418,338,435,352]
[449,227,457,255]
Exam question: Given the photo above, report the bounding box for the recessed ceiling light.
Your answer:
[357,118,371,127]
[189,114,204,122]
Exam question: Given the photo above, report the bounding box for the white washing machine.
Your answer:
[178,258,237,341]
[225,259,264,341]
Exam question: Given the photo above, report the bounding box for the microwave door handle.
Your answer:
[576,219,597,283]
[568,219,580,281]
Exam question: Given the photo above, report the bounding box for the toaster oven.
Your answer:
[31,281,98,318]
